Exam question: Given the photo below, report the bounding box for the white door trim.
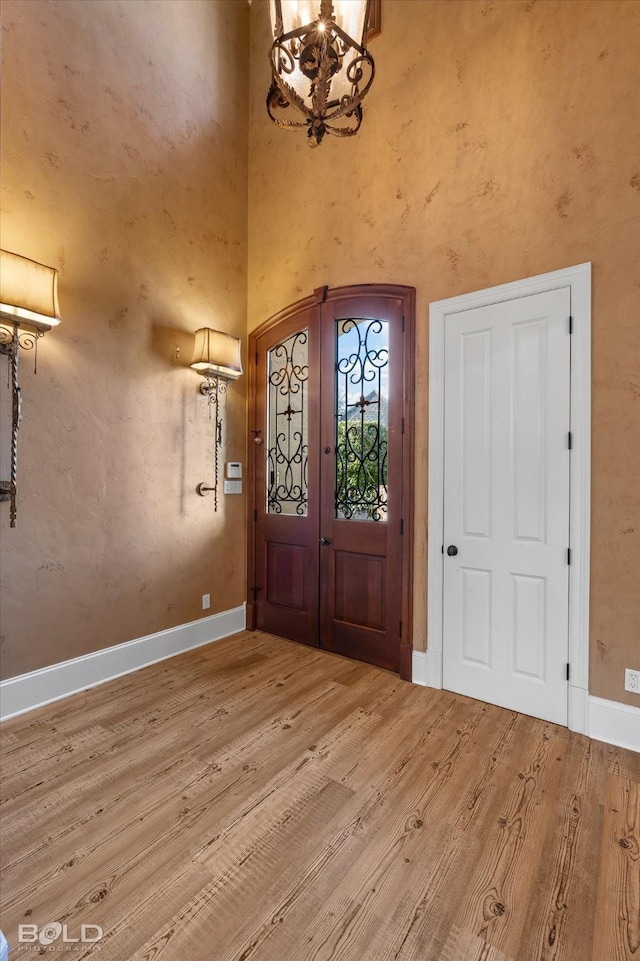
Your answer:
[427,263,591,735]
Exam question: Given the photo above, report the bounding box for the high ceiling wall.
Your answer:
[0,0,249,677]
[248,0,640,706]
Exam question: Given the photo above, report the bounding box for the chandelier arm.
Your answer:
[267,82,313,127]
[321,106,363,139]
[267,92,313,129]
[321,57,375,122]
[268,115,311,131]
[329,21,367,56]
[269,47,314,120]
[311,36,332,118]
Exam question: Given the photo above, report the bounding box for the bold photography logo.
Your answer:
[18,921,103,947]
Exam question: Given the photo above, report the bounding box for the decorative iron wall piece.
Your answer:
[0,250,61,528]
[335,318,388,521]
[0,326,43,525]
[267,329,309,515]
[267,0,375,147]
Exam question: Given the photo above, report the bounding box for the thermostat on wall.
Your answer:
[226,462,243,479]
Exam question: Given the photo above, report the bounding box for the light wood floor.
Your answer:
[1,631,638,960]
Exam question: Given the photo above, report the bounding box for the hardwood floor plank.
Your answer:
[445,719,570,959]
[518,734,608,961]
[0,631,636,961]
[362,709,532,961]
[222,698,494,961]
[592,772,640,961]
[1,642,327,846]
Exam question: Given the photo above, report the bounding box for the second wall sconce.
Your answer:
[0,249,62,527]
[190,327,243,510]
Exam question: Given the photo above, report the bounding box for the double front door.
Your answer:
[248,285,414,676]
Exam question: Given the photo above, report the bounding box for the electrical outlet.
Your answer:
[625,668,640,694]
[202,593,211,611]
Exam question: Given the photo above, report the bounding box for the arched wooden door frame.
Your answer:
[247,283,415,681]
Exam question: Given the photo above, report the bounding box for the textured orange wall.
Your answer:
[248,0,640,705]
[0,0,249,677]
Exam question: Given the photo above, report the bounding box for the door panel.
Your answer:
[254,310,320,646]
[319,295,404,672]
[333,551,385,629]
[443,288,571,724]
[250,286,414,675]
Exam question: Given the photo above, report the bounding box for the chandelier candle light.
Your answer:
[267,0,375,147]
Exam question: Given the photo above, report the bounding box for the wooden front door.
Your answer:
[248,285,414,678]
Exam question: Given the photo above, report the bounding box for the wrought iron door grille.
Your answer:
[267,329,309,515]
[335,318,389,521]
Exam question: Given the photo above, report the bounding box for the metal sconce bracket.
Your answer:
[190,326,243,512]
[196,375,226,511]
[1,249,61,528]
[1,323,45,527]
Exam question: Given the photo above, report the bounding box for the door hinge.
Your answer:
[569,316,573,335]
[441,544,444,554]
[568,431,573,449]
[401,315,405,332]
[399,621,403,638]
[566,663,570,681]
[255,351,259,365]
[567,548,572,565]
[251,586,261,600]
[400,518,404,535]
[253,508,258,522]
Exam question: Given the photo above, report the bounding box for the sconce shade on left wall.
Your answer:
[190,327,243,381]
[0,249,61,332]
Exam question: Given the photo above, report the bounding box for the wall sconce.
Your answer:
[0,249,61,527]
[190,327,243,510]
[267,0,375,147]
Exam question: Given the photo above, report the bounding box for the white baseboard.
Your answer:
[412,649,443,689]
[587,695,640,753]
[0,604,246,722]
[413,654,638,754]
[568,684,588,736]
[412,651,428,686]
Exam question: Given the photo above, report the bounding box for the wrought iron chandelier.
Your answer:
[267,0,375,147]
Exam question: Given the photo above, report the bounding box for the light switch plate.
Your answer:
[223,479,242,495]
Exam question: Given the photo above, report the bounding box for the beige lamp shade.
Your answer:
[190,327,243,380]
[0,249,61,331]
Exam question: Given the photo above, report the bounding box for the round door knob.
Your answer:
[320,537,331,546]
[323,446,331,454]
[447,545,458,556]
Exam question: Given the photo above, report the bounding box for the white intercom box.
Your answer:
[226,462,243,479]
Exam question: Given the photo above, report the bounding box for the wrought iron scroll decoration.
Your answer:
[0,324,43,525]
[267,330,309,515]
[335,318,388,521]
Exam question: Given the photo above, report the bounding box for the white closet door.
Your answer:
[442,288,571,724]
